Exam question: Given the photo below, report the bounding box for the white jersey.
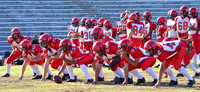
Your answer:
[189,17,200,35]
[82,28,93,42]
[175,16,190,33]
[78,26,86,42]
[167,19,178,38]
[116,21,127,38]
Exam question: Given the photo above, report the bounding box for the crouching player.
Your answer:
[57,38,95,84]
[119,39,158,86]
[92,41,129,84]
[144,40,195,88]
[18,40,53,80]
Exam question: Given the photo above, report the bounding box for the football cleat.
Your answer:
[85,79,94,84]
[193,73,200,78]
[128,78,133,84]
[97,77,104,81]
[2,73,10,77]
[151,79,158,86]
[186,79,195,87]
[46,74,53,80]
[32,75,42,79]
[134,77,145,85]
[166,80,178,86]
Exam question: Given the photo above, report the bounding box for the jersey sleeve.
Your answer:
[150,22,156,30]
[157,25,165,33]
[156,46,167,62]
[129,48,141,59]
[174,16,179,31]
[67,25,72,33]
[24,36,31,42]
[31,44,43,56]
[7,36,14,44]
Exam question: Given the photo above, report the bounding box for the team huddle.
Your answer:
[2,5,200,88]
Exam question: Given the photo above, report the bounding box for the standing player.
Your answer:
[91,18,97,27]
[188,7,200,67]
[2,28,32,77]
[156,16,167,42]
[116,13,127,40]
[39,34,71,81]
[175,6,190,39]
[166,9,178,40]
[78,18,87,48]
[58,38,95,84]
[119,39,158,86]
[78,19,93,52]
[144,40,195,88]
[126,13,145,47]
[67,17,80,46]
[103,20,117,39]
[141,11,157,48]
[18,40,53,80]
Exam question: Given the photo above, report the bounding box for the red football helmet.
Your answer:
[118,39,132,51]
[85,19,93,28]
[103,20,112,27]
[189,7,198,17]
[157,16,166,25]
[97,18,105,24]
[11,27,21,35]
[39,34,52,48]
[143,11,152,21]
[91,18,97,26]
[120,13,126,18]
[144,40,156,51]
[20,39,32,51]
[129,13,137,21]
[81,18,87,22]
[163,37,174,42]
[91,27,104,40]
[59,38,72,51]
[92,41,105,55]
[180,6,188,16]
[72,17,79,23]
[134,11,141,21]
[168,9,178,16]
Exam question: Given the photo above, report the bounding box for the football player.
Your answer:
[103,20,117,39]
[116,13,127,40]
[156,16,167,42]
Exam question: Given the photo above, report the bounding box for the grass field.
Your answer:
[0,64,200,92]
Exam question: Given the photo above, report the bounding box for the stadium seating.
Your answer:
[0,0,199,54]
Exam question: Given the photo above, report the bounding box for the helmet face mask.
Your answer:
[59,45,67,52]
[182,10,188,17]
[81,21,86,26]
[72,22,78,27]
[145,49,154,57]
[169,14,177,20]
[189,12,196,18]
[85,21,92,28]
[40,41,48,48]
[12,33,19,40]
[92,33,99,40]
[143,15,151,21]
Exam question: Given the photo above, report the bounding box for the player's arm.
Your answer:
[93,62,103,84]
[127,28,133,39]
[122,62,129,86]
[122,51,139,66]
[49,49,61,60]
[57,62,67,76]
[154,60,166,88]
[59,53,78,64]
[18,58,29,80]
[29,53,43,62]
[120,12,130,24]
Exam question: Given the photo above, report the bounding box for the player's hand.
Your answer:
[142,38,147,43]
[92,80,97,85]
[189,27,194,30]
[121,50,127,58]
[18,76,23,80]
[154,82,161,89]
[122,80,128,86]
[40,77,46,81]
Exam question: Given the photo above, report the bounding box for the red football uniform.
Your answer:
[62,46,94,66]
[122,47,156,71]
[94,35,114,43]
[79,28,93,52]
[141,21,156,48]
[43,38,63,70]
[167,19,178,40]
[174,16,190,39]
[155,41,186,70]
[116,21,127,40]
[7,35,31,64]
[188,17,200,55]
[103,27,117,39]
[96,41,124,71]
[67,25,80,46]
[157,24,167,42]
[22,44,45,65]
[126,20,144,47]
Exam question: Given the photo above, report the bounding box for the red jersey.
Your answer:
[175,16,190,33]
[43,38,61,56]
[96,41,118,63]
[116,21,127,39]
[22,44,43,58]
[155,41,185,62]
[63,46,90,60]
[94,35,113,43]
[157,24,167,42]
[103,27,117,39]
[143,21,156,40]
[126,20,145,39]
[8,35,31,51]
[67,25,79,40]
